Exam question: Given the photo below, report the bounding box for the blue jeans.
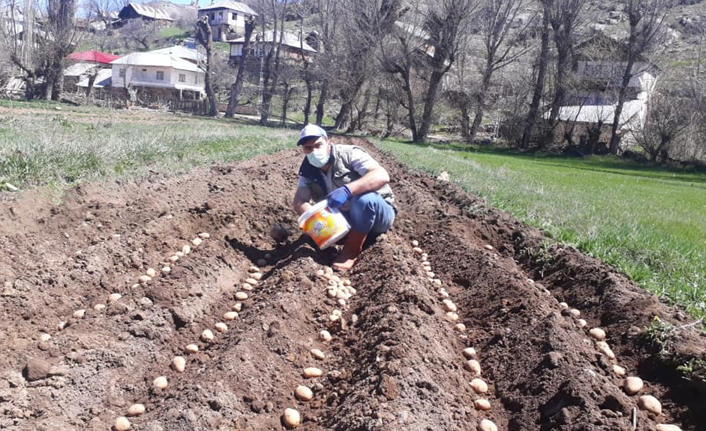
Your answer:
[344,192,396,234]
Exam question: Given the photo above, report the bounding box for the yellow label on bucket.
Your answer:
[302,208,343,248]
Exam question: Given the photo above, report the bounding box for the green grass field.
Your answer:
[376,139,706,320]
[0,100,299,189]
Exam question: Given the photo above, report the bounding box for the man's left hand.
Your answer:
[327,185,352,210]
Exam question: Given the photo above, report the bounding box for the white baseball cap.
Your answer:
[297,124,328,146]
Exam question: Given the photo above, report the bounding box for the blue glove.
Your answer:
[327,185,352,210]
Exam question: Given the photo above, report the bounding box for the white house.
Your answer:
[198,0,258,41]
[110,52,205,96]
[550,34,661,147]
[228,30,316,60]
[148,45,205,64]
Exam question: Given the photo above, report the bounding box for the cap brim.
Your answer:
[297,135,324,146]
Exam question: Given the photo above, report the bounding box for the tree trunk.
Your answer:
[468,62,493,143]
[195,17,218,117]
[460,106,470,138]
[225,18,254,118]
[25,75,35,101]
[86,72,97,98]
[374,88,382,119]
[281,85,292,126]
[520,0,552,149]
[609,56,636,154]
[260,3,289,126]
[416,70,444,143]
[334,101,352,130]
[315,79,328,126]
[303,79,312,125]
[546,41,571,146]
[51,58,65,101]
[402,75,418,142]
[352,86,372,132]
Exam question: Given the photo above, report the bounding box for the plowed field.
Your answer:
[1,137,704,431]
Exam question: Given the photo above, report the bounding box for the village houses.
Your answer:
[551,34,661,149]
[197,0,258,41]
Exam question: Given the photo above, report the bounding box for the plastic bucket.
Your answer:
[298,200,350,249]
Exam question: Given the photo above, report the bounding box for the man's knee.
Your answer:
[348,192,394,234]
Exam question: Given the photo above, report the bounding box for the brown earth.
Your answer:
[0,137,704,431]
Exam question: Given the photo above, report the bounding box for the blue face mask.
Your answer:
[307,143,330,168]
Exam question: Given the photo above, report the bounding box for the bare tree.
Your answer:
[416,0,478,142]
[195,16,218,117]
[8,0,80,100]
[299,15,313,125]
[310,0,339,126]
[120,19,158,51]
[468,0,533,143]
[380,13,427,141]
[608,0,670,154]
[255,0,289,126]
[543,0,587,145]
[332,0,402,131]
[225,16,255,117]
[632,92,691,163]
[520,0,553,149]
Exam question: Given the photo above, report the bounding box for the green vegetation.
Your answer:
[376,138,706,320]
[0,100,298,188]
[157,26,192,40]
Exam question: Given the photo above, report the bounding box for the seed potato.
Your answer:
[638,395,661,414]
[172,356,186,373]
[589,328,606,341]
[223,311,238,321]
[319,330,332,342]
[153,376,168,389]
[478,419,497,431]
[463,347,477,358]
[185,344,199,353]
[474,399,491,411]
[127,403,145,416]
[311,349,325,360]
[303,367,323,378]
[470,378,488,394]
[295,385,314,401]
[624,376,644,395]
[215,322,228,333]
[465,359,482,375]
[283,408,301,429]
[114,416,131,431]
[201,329,214,342]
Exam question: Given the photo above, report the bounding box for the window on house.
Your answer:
[218,11,222,18]
[210,12,214,20]
[156,71,164,80]
[119,68,125,78]
[232,12,237,20]
[179,73,186,82]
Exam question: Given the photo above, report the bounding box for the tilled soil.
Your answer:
[1,137,704,431]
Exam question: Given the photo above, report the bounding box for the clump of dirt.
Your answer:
[0,136,703,431]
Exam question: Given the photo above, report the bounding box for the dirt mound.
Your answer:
[0,137,703,431]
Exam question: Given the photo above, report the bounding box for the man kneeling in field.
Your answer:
[292,125,397,271]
